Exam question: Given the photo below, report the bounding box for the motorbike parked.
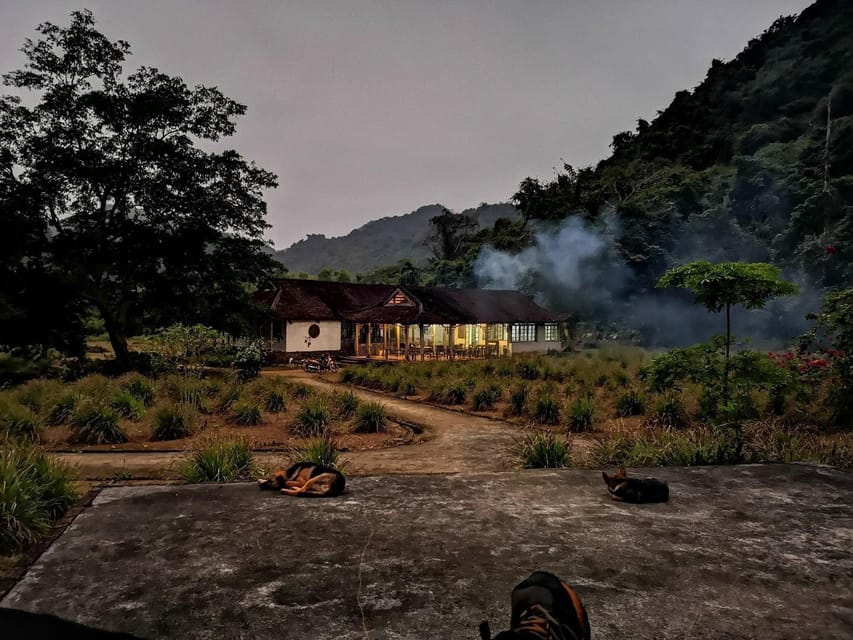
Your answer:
[301,353,338,373]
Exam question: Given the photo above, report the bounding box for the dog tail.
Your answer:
[479,620,492,640]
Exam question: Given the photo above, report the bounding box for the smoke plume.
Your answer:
[473,215,819,348]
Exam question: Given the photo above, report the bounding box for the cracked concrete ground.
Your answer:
[3,464,853,640]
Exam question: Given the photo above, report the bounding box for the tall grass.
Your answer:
[179,438,255,483]
[69,403,127,444]
[151,405,198,441]
[515,431,572,468]
[568,396,595,432]
[45,393,76,426]
[0,399,41,441]
[332,390,360,418]
[289,436,348,470]
[0,444,76,554]
[354,401,387,433]
[533,394,561,425]
[109,389,145,421]
[231,401,263,426]
[471,384,502,411]
[294,396,332,436]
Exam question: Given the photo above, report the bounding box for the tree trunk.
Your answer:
[723,303,731,406]
[100,306,130,367]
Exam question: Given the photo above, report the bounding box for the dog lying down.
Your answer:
[602,467,669,503]
[258,461,346,497]
[480,571,590,640]
[0,607,148,640]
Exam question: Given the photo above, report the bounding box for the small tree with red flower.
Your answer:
[657,261,798,406]
[800,288,853,426]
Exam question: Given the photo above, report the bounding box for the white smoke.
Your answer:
[474,217,612,291]
[473,214,819,347]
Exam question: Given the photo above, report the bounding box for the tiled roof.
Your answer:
[264,279,567,324]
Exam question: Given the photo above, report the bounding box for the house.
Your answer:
[255,279,570,359]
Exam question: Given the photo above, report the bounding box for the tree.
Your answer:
[657,261,798,401]
[427,207,477,262]
[0,10,277,364]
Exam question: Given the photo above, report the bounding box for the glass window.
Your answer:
[486,323,507,341]
[511,324,536,342]
[544,324,559,341]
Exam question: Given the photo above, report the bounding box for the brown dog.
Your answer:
[480,571,590,640]
[257,462,346,497]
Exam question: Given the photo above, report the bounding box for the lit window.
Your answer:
[511,324,536,342]
[486,324,507,341]
[544,324,559,341]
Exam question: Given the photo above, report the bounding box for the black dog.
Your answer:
[480,571,590,640]
[0,607,148,640]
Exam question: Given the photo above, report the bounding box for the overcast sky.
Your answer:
[1,0,811,249]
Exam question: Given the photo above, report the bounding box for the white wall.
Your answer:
[285,320,341,352]
[510,324,561,354]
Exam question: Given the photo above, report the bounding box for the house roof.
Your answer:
[263,279,568,325]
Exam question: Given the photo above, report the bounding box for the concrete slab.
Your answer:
[3,464,853,640]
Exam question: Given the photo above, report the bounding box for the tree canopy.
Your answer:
[0,10,277,363]
[657,261,799,314]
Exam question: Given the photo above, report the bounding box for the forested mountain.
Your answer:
[273,203,518,275]
[511,0,852,292]
[337,0,852,345]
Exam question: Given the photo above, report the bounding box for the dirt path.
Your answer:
[56,370,522,479]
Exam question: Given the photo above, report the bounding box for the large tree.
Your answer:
[0,10,277,363]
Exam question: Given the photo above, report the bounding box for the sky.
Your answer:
[0,0,812,249]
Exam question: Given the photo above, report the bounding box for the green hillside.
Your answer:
[512,0,852,291]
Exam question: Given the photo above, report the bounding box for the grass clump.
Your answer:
[109,390,145,421]
[508,384,529,416]
[0,399,41,441]
[179,438,254,483]
[471,384,502,411]
[46,394,76,426]
[14,380,63,414]
[231,401,262,426]
[533,394,561,425]
[0,444,76,554]
[355,401,387,433]
[263,390,286,413]
[69,404,127,445]
[429,383,467,405]
[289,436,348,470]
[294,396,332,436]
[332,390,360,418]
[120,374,155,406]
[649,394,689,429]
[151,405,197,441]
[568,396,595,432]
[615,390,645,417]
[515,431,572,468]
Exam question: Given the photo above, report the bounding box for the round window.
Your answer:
[308,324,321,339]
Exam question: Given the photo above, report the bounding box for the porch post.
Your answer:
[354,323,360,358]
[367,324,372,359]
[419,324,425,361]
[449,324,455,360]
[396,324,400,357]
[404,325,410,361]
[383,323,389,360]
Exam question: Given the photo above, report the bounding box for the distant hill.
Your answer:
[273,203,518,275]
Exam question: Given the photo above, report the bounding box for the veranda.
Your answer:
[354,322,511,360]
